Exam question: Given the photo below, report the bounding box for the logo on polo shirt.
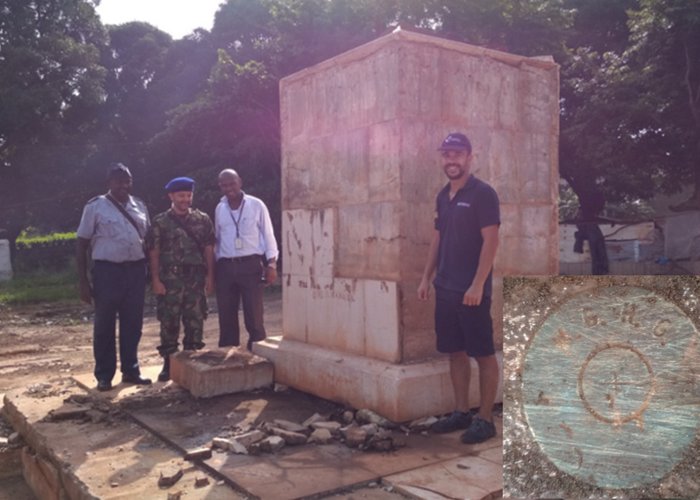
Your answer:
[457,202,471,208]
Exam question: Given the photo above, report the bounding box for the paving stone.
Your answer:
[48,404,90,421]
[195,475,210,488]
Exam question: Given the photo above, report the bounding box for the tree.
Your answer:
[0,0,107,246]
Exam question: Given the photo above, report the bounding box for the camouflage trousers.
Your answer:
[157,266,207,356]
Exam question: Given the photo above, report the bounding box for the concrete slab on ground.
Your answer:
[2,379,240,499]
[5,371,503,500]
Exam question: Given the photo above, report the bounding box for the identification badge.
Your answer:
[235,237,243,249]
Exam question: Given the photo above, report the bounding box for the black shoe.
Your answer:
[122,373,152,385]
[158,357,170,382]
[460,416,496,444]
[96,380,112,392]
[431,410,476,434]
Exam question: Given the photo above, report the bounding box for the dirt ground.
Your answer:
[0,290,414,499]
[0,290,283,394]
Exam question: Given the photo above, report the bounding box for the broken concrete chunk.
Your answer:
[49,405,90,421]
[272,419,308,433]
[343,427,368,448]
[310,421,341,433]
[228,439,248,455]
[273,383,288,392]
[341,410,355,424]
[167,492,182,500]
[0,437,8,446]
[212,437,232,450]
[301,412,325,427]
[355,409,396,429]
[194,476,210,488]
[158,466,184,487]
[184,447,212,461]
[308,428,333,444]
[234,430,266,447]
[408,416,438,431]
[360,423,379,436]
[8,432,21,444]
[259,436,285,453]
[269,427,307,445]
[85,409,107,424]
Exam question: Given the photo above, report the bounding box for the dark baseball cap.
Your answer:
[107,162,132,179]
[438,132,472,153]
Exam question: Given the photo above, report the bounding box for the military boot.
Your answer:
[158,356,170,382]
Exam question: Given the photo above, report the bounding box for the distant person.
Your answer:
[76,163,152,391]
[146,177,215,382]
[417,132,500,444]
[214,169,278,351]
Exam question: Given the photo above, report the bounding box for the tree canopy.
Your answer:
[0,0,697,244]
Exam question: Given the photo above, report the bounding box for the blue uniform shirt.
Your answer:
[433,175,500,297]
[77,195,149,262]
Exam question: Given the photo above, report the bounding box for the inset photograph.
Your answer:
[503,276,700,499]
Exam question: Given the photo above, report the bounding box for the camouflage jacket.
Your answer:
[146,208,215,267]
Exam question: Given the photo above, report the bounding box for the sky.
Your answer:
[95,0,224,39]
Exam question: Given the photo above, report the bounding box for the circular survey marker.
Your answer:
[522,285,700,489]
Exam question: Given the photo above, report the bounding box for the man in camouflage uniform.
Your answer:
[146,177,215,381]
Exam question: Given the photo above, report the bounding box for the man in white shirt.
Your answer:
[214,169,278,350]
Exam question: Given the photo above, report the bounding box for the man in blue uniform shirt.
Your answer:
[418,132,500,444]
[77,164,152,391]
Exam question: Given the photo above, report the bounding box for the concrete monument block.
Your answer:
[170,349,273,398]
[274,29,559,421]
[0,240,12,281]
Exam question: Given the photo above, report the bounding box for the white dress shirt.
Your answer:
[215,192,278,261]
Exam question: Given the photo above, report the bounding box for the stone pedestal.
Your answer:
[170,349,273,398]
[0,239,12,281]
[276,28,559,421]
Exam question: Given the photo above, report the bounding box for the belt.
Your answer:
[94,259,146,266]
[218,254,262,263]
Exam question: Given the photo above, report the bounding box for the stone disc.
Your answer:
[522,285,700,489]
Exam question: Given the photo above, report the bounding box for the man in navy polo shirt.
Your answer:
[418,132,500,444]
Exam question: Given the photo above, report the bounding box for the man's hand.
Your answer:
[79,280,92,304]
[152,279,166,295]
[462,283,483,306]
[417,277,431,300]
[264,266,277,286]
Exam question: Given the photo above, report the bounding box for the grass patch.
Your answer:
[0,267,79,305]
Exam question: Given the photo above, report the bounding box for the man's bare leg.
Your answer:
[450,351,471,412]
[475,354,499,421]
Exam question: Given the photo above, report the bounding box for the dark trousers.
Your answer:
[91,260,146,382]
[215,256,266,347]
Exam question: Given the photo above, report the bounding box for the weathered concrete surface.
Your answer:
[170,348,273,398]
[2,379,236,499]
[279,28,557,418]
[256,336,503,422]
[0,240,11,282]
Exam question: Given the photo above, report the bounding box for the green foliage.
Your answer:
[16,231,77,249]
[0,267,79,305]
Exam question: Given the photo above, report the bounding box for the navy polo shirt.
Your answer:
[433,175,500,297]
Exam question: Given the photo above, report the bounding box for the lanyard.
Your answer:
[228,199,246,238]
